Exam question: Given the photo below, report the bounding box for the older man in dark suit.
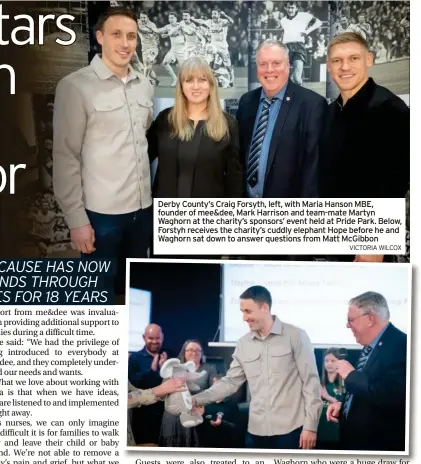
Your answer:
[327,292,407,452]
[236,39,327,198]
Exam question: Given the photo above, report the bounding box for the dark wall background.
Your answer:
[130,262,222,355]
[129,261,361,376]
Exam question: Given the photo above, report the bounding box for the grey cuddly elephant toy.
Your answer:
[160,358,206,428]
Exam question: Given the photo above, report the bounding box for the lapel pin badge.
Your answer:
[379,342,383,346]
[286,96,290,102]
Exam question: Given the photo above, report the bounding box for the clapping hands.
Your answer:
[151,352,168,371]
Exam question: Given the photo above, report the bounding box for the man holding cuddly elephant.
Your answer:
[193,286,321,450]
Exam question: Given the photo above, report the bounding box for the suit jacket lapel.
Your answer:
[364,324,392,371]
[264,83,295,181]
[363,342,381,371]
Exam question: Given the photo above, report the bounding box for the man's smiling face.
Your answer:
[256,45,290,97]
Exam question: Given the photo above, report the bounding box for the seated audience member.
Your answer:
[128,324,176,445]
[317,348,346,450]
[160,339,217,447]
[147,56,243,198]
[200,375,240,448]
[127,378,186,446]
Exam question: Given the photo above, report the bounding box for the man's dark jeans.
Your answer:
[82,206,152,294]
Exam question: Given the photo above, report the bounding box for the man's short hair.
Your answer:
[348,291,390,320]
[168,12,178,20]
[182,11,190,15]
[240,285,272,311]
[256,38,289,60]
[95,6,137,32]
[328,32,370,55]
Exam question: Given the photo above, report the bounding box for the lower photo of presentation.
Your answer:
[126,259,411,454]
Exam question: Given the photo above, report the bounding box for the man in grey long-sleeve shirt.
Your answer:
[53,6,153,292]
[193,286,322,449]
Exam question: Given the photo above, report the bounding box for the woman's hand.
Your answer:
[152,378,187,397]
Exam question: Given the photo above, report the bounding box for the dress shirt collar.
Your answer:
[260,83,288,103]
[368,321,390,349]
[91,54,138,82]
[251,315,284,339]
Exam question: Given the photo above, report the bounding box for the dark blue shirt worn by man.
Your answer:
[129,347,163,389]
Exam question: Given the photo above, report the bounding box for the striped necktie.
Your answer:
[343,345,373,417]
[247,97,274,188]
[356,345,373,371]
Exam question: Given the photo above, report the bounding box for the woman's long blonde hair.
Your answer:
[168,56,229,142]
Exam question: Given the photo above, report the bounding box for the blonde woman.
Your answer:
[148,57,243,198]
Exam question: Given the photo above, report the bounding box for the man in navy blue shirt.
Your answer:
[128,324,175,444]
